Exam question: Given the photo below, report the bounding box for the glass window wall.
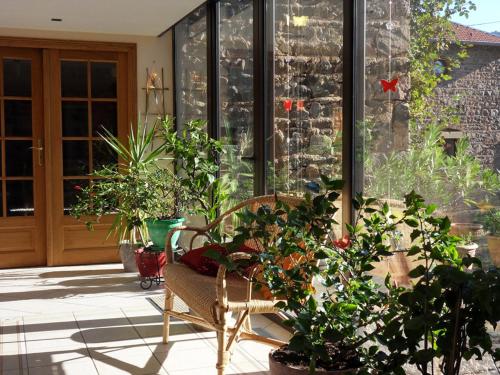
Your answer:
[174,6,208,126]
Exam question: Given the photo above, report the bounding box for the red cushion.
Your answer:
[179,243,257,277]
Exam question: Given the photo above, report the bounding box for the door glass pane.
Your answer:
[6,181,33,216]
[62,101,88,137]
[61,61,87,98]
[92,102,117,136]
[91,62,117,98]
[92,141,117,170]
[3,59,31,97]
[63,179,89,214]
[175,6,208,126]
[267,0,343,196]
[4,100,32,136]
[63,141,89,176]
[219,0,255,209]
[5,140,33,176]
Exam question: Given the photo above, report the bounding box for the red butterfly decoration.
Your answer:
[283,99,292,112]
[380,78,399,92]
[296,100,305,111]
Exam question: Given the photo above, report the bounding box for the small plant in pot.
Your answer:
[224,176,407,374]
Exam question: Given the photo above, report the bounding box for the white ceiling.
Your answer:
[0,0,205,36]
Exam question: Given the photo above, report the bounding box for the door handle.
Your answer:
[30,139,44,166]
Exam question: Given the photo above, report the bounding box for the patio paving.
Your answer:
[0,264,290,375]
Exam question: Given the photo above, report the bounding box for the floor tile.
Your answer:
[91,346,167,375]
[27,357,98,375]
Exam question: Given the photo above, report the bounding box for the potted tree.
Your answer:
[71,122,171,271]
[224,176,406,374]
[72,117,225,271]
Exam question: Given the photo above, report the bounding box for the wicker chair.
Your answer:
[162,195,303,375]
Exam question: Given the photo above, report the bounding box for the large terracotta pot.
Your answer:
[269,351,359,375]
[487,236,500,266]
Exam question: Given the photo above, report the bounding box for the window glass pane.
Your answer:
[175,6,208,126]
[92,141,117,170]
[63,179,89,214]
[5,140,33,176]
[91,62,117,98]
[92,102,117,136]
[63,141,89,176]
[266,1,343,198]
[61,61,87,98]
[356,2,500,273]
[6,181,33,217]
[219,0,255,209]
[3,59,31,97]
[62,101,88,137]
[4,100,32,137]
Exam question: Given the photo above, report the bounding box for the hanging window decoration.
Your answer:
[283,99,293,112]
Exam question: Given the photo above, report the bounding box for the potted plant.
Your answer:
[72,117,226,270]
[71,122,170,271]
[377,192,500,375]
[224,176,406,374]
[455,233,478,260]
[144,117,226,247]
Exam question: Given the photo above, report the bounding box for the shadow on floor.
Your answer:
[39,268,126,278]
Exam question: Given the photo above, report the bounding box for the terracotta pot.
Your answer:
[487,236,500,266]
[119,242,138,272]
[449,223,482,237]
[268,351,359,375]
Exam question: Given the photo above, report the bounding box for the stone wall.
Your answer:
[434,44,500,170]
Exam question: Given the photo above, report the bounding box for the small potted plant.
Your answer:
[455,233,478,260]
[482,208,500,266]
[225,176,406,374]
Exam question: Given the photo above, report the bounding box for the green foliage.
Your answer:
[377,192,500,375]
[365,124,500,210]
[224,176,406,373]
[409,0,475,128]
[160,118,227,227]
[71,116,225,243]
[479,208,500,236]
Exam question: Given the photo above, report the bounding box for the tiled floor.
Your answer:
[0,264,291,375]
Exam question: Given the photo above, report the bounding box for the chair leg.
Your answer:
[216,328,229,375]
[163,288,174,344]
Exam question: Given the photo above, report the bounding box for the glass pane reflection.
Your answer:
[4,59,31,97]
[6,181,34,217]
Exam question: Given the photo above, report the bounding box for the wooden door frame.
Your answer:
[0,36,137,266]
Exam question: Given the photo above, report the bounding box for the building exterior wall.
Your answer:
[0,27,174,120]
[434,44,500,170]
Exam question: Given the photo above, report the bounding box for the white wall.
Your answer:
[0,27,174,118]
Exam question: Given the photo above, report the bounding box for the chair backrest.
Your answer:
[186,195,304,252]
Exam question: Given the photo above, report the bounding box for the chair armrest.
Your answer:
[216,252,254,307]
[164,225,209,263]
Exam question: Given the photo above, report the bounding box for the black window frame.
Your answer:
[171,0,358,228]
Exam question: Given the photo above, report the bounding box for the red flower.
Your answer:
[73,185,82,191]
[333,235,351,249]
[297,100,305,111]
[283,99,292,112]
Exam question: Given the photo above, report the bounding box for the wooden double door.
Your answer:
[0,40,136,268]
